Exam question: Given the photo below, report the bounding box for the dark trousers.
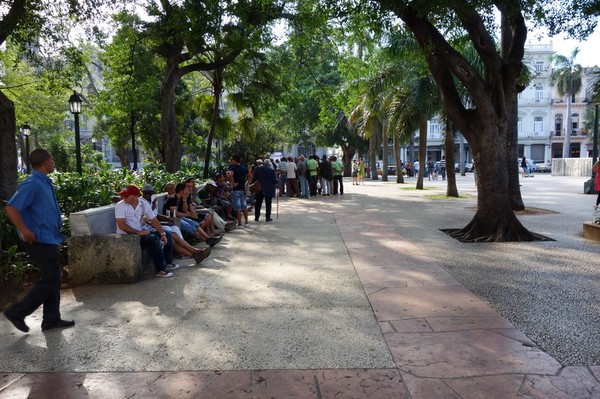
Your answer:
[286,178,299,197]
[333,175,344,194]
[140,231,173,273]
[9,243,62,324]
[309,176,318,196]
[254,192,272,219]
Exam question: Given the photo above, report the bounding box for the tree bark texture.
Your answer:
[0,90,18,202]
[444,117,458,197]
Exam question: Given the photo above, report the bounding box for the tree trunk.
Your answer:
[381,118,389,182]
[161,57,183,173]
[0,90,18,201]
[130,111,138,171]
[416,118,427,189]
[563,95,572,157]
[203,70,223,179]
[444,117,458,197]
[393,135,404,183]
[369,132,378,180]
[507,95,524,210]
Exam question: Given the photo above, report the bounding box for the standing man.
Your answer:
[251,159,278,221]
[227,154,250,228]
[440,156,446,180]
[297,155,310,198]
[307,155,319,197]
[4,149,75,332]
[285,156,299,197]
[331,156,344,195]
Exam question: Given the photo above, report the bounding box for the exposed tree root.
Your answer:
[442,213,553,242]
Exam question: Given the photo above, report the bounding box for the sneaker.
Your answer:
[193,248,211,263]
[236,224,243,229]
[166,264,180,271]
[244,223,251,228]
[155,271,174,278]
[176,255,191,259]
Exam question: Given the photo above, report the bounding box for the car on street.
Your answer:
[536,162,551,173]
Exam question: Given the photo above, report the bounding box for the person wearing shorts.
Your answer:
[228,154,250,228]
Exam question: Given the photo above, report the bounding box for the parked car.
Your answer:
[536,163,551,173]
[377,165,397,175]
[454,162,474,173]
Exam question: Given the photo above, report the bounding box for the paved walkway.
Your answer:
[1,175,599,398]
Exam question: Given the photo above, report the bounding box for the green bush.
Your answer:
[1,163,212,283]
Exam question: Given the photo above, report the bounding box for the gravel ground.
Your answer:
[359,173,600,366]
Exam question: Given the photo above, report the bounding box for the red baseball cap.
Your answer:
[119,185,141,198]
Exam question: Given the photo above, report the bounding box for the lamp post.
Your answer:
[68,90,83,174]
[91,137,97,152]
[22,123,31,174]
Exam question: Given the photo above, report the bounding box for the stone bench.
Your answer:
[67,194,168,285]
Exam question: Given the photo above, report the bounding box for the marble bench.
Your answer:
[66,194,168,285]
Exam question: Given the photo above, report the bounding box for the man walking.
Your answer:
[4,149,75,332]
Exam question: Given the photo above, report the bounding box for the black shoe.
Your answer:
[4,310,29,333]
[255,217,259,221]
[206,236,222,247]
[266,218,273,222]
[42,319,75,331]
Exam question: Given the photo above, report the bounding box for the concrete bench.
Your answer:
[67,194,168,285]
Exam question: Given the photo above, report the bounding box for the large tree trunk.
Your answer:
[507,95,524,210]
[416,118,427,189]
[449,126,540,242]
[0,90,18,202]
[391,2,543,241]
[444,117,458,197]
[161,56,183,173]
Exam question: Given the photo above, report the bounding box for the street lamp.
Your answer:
[22,123,31,174]
[68,90,83,174]
[91,137,97,152]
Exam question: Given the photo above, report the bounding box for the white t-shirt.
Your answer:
[285,161,297,179]
[114,199,154,234]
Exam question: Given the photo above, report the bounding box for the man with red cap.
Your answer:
[115,185,179,278]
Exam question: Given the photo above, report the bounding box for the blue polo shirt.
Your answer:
[7,170,63,245]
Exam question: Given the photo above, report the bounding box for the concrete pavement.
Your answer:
[1,174,599,398]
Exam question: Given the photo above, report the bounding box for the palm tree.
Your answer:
[551,48,582,158]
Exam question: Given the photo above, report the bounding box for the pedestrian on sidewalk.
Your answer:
[251,159,278,221]
[593,160,600,210]
[4,149,75,333]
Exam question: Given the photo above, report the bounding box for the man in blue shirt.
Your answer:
[4,149,75,332]
[227,154,250,228]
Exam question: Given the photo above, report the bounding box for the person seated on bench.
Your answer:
[164,183,221,247]
[115,185,179,278]
[182,178,222,239]
[140,184,210,264]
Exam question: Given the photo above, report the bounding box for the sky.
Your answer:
[529,28,600,67]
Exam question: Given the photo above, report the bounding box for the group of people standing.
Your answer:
[266,154,345,199]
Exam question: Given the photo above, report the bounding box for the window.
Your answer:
[429,119,440,136]
[535,85,544,101]
[517,117,523,133]
[555,114,563,136]
[535,61,544,73]
[534,116,543,133]
[571,113,579,135]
